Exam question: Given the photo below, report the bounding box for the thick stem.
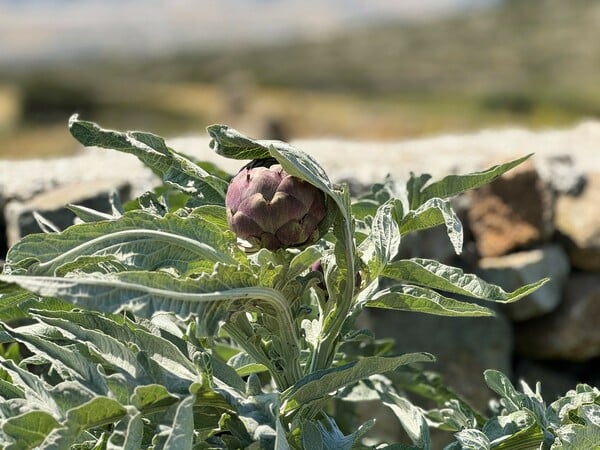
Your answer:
[310,215,355,372]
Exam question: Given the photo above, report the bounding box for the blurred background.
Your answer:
[1,0,600,159]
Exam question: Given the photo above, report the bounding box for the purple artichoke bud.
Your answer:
[226,158,326,250]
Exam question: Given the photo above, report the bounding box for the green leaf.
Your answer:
[0,269,290,341]
[2,411,60,450]
[359,199,401,279]
[555,406,600,450]
[551,384,600,421]
[66,204,114,223]
[130,384,178,412]
[366,285,494,317]
[107,412,143,450]
[399,197,463,255]
[288,245,323,279]
[70,116,228,203]
[157,396,195,450]
[410,154,532,208]
[484,370,525,413]
[6,326,109,395]
[5,210,236,276]
[282,353,434,412]
[207,124,273,160]
[377,387,430,448]
[67,396,126,430]
[382,258,548,303]
[454,429,490,450]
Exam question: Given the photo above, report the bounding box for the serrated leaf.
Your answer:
[6,326,109,395]
[2,410,61,450]
[366,285,494,317]
[383,258,548,303]
[399,197,463,254]
[411,154,532,208]
[0,269,286,340]
[0,359,61,415]
[359,200,401,279]
[5,210,236,276]
[70,116,228,203]
[454,429,490,450]
[282,353,434,412]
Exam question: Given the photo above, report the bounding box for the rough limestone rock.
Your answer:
[478,245,570,321]
[515,273,600,361]
[555,172,600,271]
[466,160,554,257]
[361,308,513,411]
[4,180,130,247]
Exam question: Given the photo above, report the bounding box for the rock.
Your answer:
[535,154,586,196]
[478,245,570,321]
[361,308,513,411]
[514,359,580,403]
[515,273,600,361]
[555,172,600,271]
[4,180,131,248]
[467,160,555,257]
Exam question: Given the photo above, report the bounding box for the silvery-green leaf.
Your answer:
[288,245,323,279]
[70,116,228,203]
[366,285,494,317]
[275,418,291,450]
[33,212,60,234]
[359,199,401,278]
[2,410,61,450]
[454,429,490,450]
[383,258,548,303]
[409,154,532,208]
[282,353,434,413]
[107,412,143,450]
[0,360,59,415]
[67,396,126,430]
[208,124,274,160]
[66,204,114,223]
[484,370,525,413]
[156,396,195,450]
[399,197,463,255]
[373,381,430,448]
[551,384,600,421]
[5,210,236,276]
[0,269,287,339]
[6,326,109,395]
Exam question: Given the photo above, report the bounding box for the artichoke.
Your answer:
[226,158,326,250]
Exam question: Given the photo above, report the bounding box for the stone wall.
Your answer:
[1,121,599,431]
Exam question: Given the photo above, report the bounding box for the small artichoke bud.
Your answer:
[226,158,326,250]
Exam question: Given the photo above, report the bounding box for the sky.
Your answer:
[0,0,499,67]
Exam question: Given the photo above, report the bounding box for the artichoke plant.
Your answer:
[226,157,326,250]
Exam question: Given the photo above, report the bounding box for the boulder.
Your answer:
[478,245,569,321]
[4,180,130,248]
[515,273,600,361]
[555,172,600,271]
[467,159,554,257]
[361,308,513,412]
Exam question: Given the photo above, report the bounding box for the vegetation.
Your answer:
[0,118,596,448]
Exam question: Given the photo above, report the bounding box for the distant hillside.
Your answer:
[181,0,600,112]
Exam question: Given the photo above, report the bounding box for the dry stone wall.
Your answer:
[1,120,599,420]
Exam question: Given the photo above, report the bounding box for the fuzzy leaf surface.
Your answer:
[383,258,547,303]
